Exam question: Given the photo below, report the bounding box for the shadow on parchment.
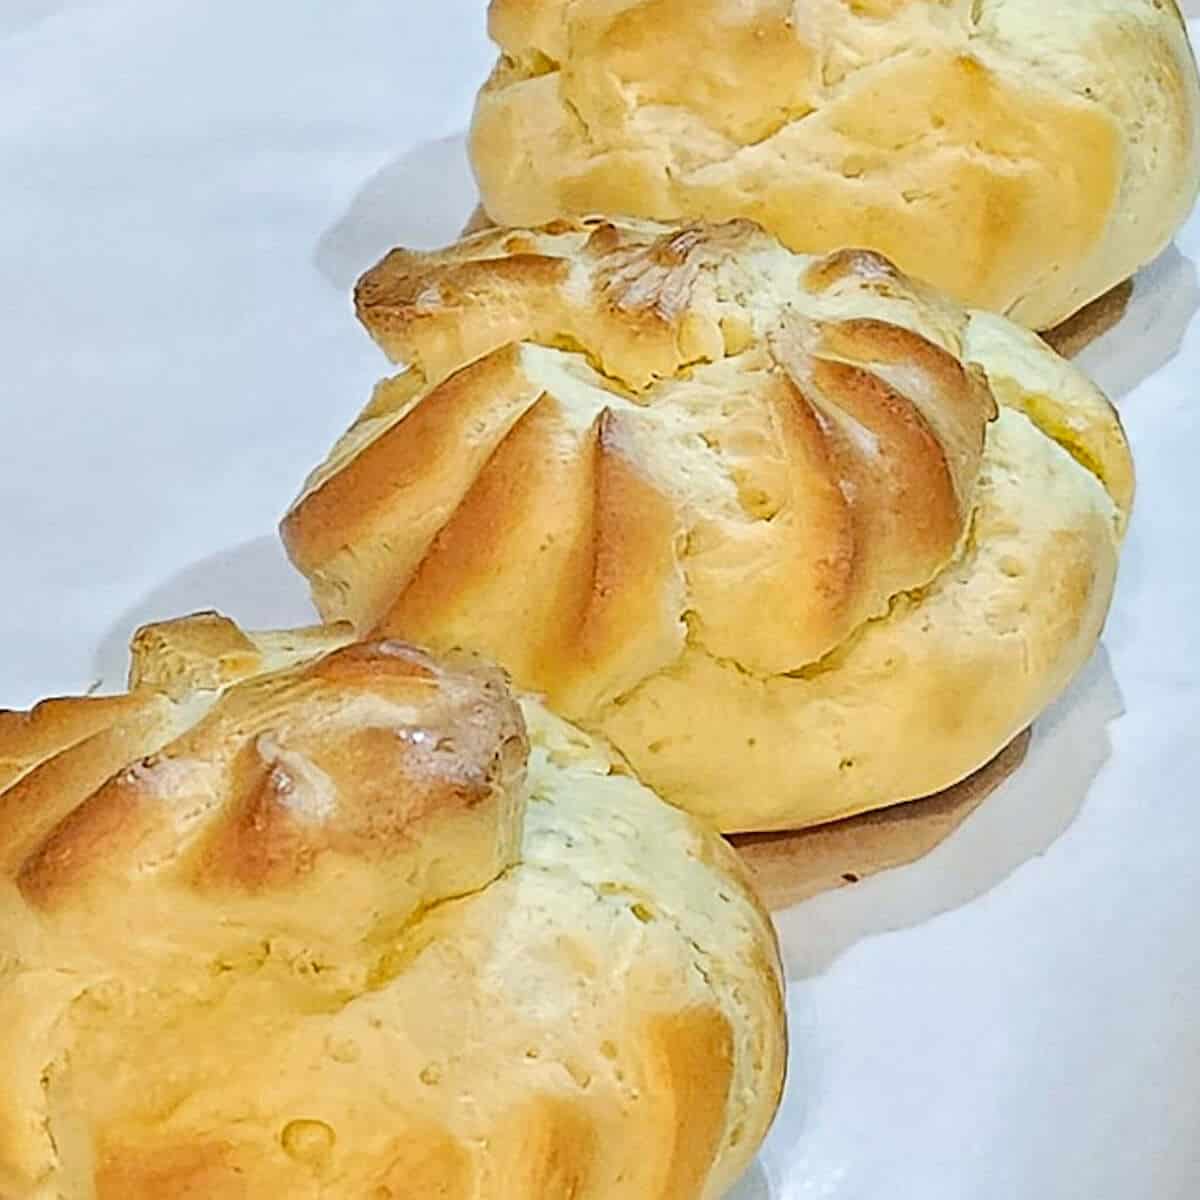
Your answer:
[91,536,315,689]
[726,1159,772,1200]
[314,134,478,294]
[1074,244,1200,402]
[312,130,1200,404]
[772,646,1124,981]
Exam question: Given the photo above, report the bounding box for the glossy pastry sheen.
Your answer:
[0,613,785,1200]
[470,0,1200,329]
[284,217,1134,832]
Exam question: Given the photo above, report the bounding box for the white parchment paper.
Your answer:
[1,3,1197,1196]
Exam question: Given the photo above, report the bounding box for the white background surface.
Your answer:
[1,3,1198,1197]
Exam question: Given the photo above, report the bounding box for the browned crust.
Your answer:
[464,209,1136,362]
[731,727,1032,910]
[355,249,573,371]
[643,1007,736,1199]
[805,247,908,295]
[809,356,962,569]
[96,1140,253,1200]
[287,215,1128,834]
[357,248,571,315]
[282,345,537,573]
[569,409,685,708]
[0,692,154,792]
[492,1095,599,1198]
[2,616,786,1200]
[128,611,263,695]
[0,693,178,874]
[378,393,598,685]
[14,640,527,913]
[468,0,1182,329]
[322,221,996,682]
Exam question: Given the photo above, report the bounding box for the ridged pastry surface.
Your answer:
[285,217,1133,832]
[470,0,1200,329]
[0,613,785,1199]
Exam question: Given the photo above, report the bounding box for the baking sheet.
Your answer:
[1,3,1198,1196]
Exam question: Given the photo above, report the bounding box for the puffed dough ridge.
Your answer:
[0,613,785,1199]
[284,217,1133,832]
[471,0,1200,329]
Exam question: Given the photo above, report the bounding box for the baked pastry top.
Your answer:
[285,217,1133,832]
[470,0,1200,329]
[0,613,785,1199]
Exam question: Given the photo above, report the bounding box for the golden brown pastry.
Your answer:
[469,0,1200,329]
[0,612,785,1199]
[283,217,1134,832]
